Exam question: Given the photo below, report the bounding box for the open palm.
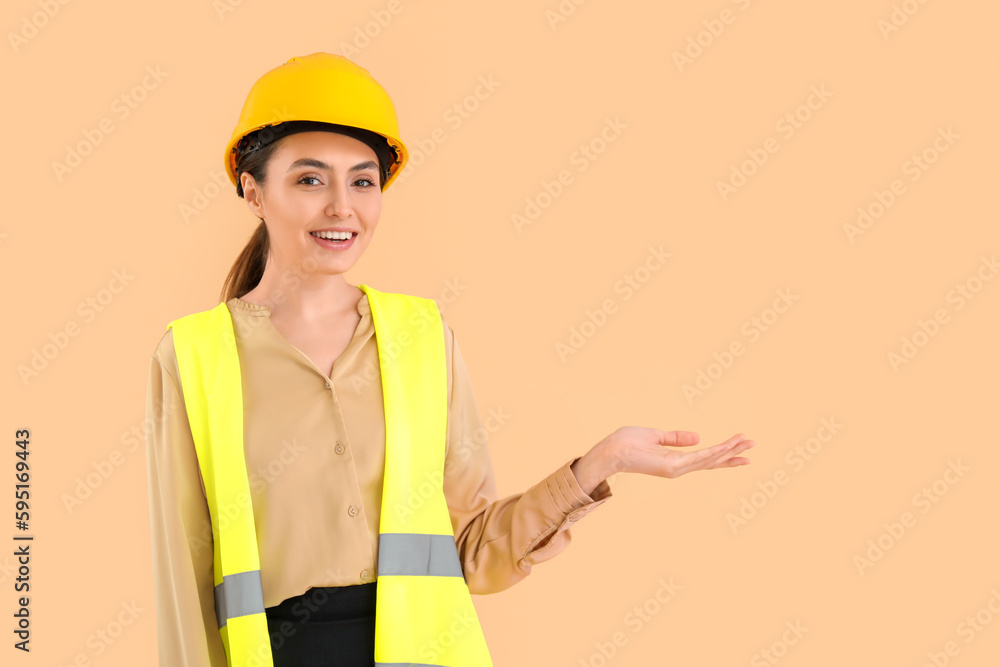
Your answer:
[600,427,754,479]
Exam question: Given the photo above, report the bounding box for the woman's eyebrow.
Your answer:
[286,158,378,173]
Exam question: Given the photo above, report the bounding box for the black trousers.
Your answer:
[265,582,377,667]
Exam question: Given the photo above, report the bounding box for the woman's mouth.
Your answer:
[309,231,357,250]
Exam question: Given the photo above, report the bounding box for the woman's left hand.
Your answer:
[598,427,754,480]
[571,427,755,495]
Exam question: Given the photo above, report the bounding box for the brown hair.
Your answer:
[219,137,282,304]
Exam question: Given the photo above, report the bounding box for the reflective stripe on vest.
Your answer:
[167,284,493,667]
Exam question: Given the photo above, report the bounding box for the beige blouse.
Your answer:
[144,290,613,666]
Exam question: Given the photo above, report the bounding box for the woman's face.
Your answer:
[240,130,383,279]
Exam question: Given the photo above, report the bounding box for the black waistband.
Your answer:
[265,582,377,623]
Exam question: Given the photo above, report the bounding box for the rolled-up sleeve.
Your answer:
[144,332,229,666]
[441,323,612,595]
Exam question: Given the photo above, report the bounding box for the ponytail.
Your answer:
[220,220,269,303]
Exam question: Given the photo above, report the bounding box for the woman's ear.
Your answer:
[241,172,265,219]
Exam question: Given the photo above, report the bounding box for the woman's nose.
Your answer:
[324,183,352,218]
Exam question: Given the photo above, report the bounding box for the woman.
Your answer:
[144,52,754,667]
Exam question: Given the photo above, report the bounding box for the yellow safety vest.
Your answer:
[167,283,493,667]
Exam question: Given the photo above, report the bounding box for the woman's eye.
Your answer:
[297,175,375,187]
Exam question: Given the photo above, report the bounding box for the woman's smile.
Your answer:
[309,229,357,251]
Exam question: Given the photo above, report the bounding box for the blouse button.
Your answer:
[360,569,370,580]
[324,380,331,389]
[348,505,359,517]
[335,442,345,454]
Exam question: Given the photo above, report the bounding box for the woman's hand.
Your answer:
[572,428,754,495]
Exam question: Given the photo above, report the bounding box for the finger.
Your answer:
[655,429,700,447]
[720,454,752,466]
[690,439,755,468]
[667,439,754,477]
[675,447,753,476]
[699,434,750,458]
[705,456,751,470]
[702,436,752,459]
[711,439,755,460]
[672,441,744,471]
[706,441,755,465]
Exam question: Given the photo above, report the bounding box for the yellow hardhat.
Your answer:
[224,52,409,191]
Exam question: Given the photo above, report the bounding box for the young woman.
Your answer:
[144,52,754,667]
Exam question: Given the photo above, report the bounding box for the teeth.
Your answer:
[311,230,354,240]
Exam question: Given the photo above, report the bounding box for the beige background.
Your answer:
[3,0,999,664]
